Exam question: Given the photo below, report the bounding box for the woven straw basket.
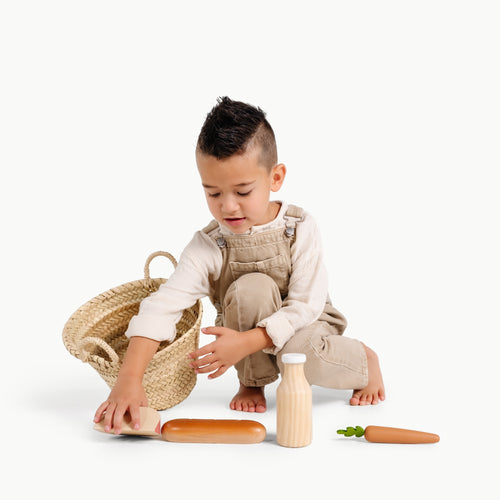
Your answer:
[62,251,202,410]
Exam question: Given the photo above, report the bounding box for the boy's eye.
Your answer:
[208,193,220,198]
[237,191,252,197]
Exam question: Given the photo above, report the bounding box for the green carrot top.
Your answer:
[337,426,365,438]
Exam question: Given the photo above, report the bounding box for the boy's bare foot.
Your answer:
[230,384,267,412]
[350,343,385,406]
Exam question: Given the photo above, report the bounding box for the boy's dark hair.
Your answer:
[197,96,277,170]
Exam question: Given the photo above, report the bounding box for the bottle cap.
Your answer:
[281,353,306,364]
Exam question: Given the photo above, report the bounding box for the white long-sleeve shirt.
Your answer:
[125,201,329,354]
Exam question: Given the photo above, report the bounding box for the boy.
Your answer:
[94,97,384,434]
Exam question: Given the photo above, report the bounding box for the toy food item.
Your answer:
[161,418,266,444]
[276,353,312,448]
[94,411,266,444]
[94,407,161,436]
[337,425,440,444]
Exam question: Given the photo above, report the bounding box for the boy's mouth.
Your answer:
[224,217,246,227]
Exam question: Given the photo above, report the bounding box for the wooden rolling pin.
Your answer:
[94,408,266,444]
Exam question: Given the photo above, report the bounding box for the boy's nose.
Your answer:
[221,195,239,213]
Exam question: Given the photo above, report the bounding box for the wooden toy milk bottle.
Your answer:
[276,353,312,447]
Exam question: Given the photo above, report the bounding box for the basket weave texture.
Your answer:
[62,251,202,410]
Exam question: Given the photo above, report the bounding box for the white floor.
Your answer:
[2,2,498,499]
[6,298,497,499]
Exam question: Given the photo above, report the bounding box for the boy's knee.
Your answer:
[224,273,280,308]
[222,273,282,331]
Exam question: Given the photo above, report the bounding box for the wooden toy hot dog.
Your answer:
[161,418,266,444]
[94,408,266,444]
[337,425,440,444]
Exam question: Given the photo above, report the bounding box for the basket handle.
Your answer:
[144,251,177,279]
[77,337,120,365]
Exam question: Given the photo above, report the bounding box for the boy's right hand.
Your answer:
[93,375,148,434]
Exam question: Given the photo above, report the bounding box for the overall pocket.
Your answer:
[229,254,290,296]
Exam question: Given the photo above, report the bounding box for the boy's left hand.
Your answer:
[187,327,251,379]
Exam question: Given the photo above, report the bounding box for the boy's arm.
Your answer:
[93,336,160,434]
[256,212,330,354]
[125,230,221,342]
[93,231,220,431]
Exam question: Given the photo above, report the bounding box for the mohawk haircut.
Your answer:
[197,96,278,170]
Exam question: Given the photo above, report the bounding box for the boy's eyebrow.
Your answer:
[202,181,255,189]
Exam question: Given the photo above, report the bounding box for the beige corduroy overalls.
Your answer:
[202,205,368,390]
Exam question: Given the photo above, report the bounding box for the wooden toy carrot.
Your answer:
[337,425,439,444]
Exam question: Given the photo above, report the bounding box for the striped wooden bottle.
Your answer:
[276,353,312,447]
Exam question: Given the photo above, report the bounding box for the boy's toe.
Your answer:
[349,394,361,406]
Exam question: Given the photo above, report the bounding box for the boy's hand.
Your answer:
[188,327,249,379]
[188,326,273,379]
[93,375,148,434]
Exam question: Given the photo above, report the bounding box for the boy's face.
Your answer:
[196,146,286,234]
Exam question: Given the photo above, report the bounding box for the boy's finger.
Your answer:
[187,342,215,359]
[189,353,216,369]
[208,365,227,379]
[130,406,141,431]
[201,326,225,335]
[194,364,218,374]
[112,406,127,435]
[103,403,116,432]
[94,401,109,423]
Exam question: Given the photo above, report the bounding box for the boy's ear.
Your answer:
[270,163,286,192]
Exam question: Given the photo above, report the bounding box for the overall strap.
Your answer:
[283,204,304,238]
[202,220,227,248]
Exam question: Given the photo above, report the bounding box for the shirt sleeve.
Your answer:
[125,231,222,342]
[256,212,329,354]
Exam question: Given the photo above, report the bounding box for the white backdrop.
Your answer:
[2,1,498,498]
